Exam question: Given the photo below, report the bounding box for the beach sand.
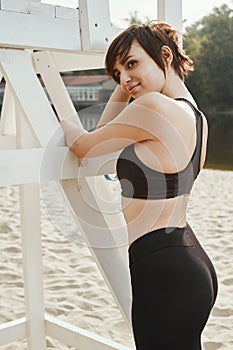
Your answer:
[0,168,232,349]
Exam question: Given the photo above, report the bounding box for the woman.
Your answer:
[61,23,218,350]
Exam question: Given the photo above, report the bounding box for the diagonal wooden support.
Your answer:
[45,314,133,350]
[33,50,132,324]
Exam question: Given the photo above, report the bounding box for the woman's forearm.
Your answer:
[96,85,130,129]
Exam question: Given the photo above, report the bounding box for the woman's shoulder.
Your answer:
[132,92,186,119]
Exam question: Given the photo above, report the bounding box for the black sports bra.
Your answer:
[116,98,203,200]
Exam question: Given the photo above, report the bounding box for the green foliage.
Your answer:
[123,11,150,25]
[184,4,233,111]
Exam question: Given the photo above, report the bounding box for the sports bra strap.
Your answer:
[175,98,203,174]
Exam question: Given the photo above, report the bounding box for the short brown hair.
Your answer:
[105,22,193,83]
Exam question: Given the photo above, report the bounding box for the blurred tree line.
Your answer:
[183,5,233,168]
[184,4,233,112]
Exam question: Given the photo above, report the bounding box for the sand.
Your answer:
[0,168,232,349]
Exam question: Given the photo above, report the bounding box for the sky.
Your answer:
[43,0,232,28]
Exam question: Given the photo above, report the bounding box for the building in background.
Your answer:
[61,74,116,130]
[0,73,116,131]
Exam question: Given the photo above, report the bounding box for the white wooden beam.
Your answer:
[61,178,131,319]
[33,50,132,323]
[79,0,121,51]
[0,136,17,149]
[0,318,27,346]
[0,147,118,186]
[0,0,122,52]
[0,0,55,16]
[34,51,105,73]
[0,49,61,147]
[0,6,81,51]
[45,314,133,350]
[157,0,182,30]
[19,183,47,350]
[33,51,78,121]
[16,106,47,349]
[0,83,16,136]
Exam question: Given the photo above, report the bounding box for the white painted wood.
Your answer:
[0,0,30,14]
[16,108,47,349]
[61,178,131,321]
[33,51,78,121]
[0,49,61,147]
[0,83,16,136]
[0,136,17,150]
[29,2,55,17]
[79,0,121,51]
[1,0,55,17]
[34,51,105,73]
[55,5,78,20]
[0,9,81,51]
[19,184,47,350]
[33,50,132,323]
[0,318,27,346]
[0,48,132,325]
[157,0,183,31]
[45,314,134,350]
[0,148,118,186]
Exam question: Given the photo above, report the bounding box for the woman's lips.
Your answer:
[128,83,140,94]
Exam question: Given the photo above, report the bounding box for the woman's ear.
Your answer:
[161,46,173,66]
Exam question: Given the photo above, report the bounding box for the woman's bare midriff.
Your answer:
[122,194,189,246]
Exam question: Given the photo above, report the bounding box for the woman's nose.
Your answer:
[121,71,131,85]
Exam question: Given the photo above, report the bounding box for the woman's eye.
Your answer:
[128,60,136,69]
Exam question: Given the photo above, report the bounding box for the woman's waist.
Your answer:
[122,194,189,243]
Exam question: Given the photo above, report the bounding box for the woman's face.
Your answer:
[113,40,166,99]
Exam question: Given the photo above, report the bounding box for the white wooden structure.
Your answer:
[0,0,182,349]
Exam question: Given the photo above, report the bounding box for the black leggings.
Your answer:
[128,224,218,350]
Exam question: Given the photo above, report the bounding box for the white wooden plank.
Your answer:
[19,183,47,349]
[33,51,78,121]
[0,318,27,346]
[29,2,55,17]
[157,0,183,30]
[34,50,104,75]
[34,52,132,323]
[17,106,47,350]
[55,5,78,20]
[1,0,56,16]
[0,49,61,147]
[0,135,17,149]
[0,0,29,14]
[79,0,121,51]
[45,315,134,350]
[0,148,118,186]
[0,83,16,136]
[0,9,81,51]
[61,178,132,324]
